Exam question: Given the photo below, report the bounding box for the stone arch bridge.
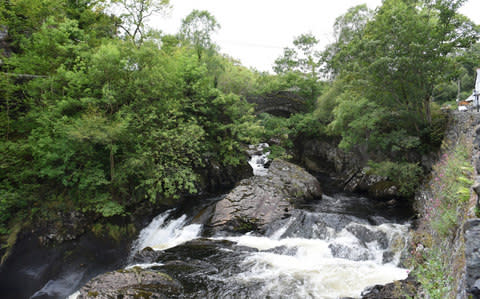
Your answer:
[246,91,308,117]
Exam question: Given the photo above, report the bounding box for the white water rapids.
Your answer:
[68,146,410,298]
[131,211,202,252]
[248,143,270,176]
[124,209,410,299]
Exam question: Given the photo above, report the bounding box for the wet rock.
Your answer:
[267,210,331,239]
[196,158,252,194]
[156,238,257,261]
[77,268,183,299]
[344,169,399,199]
[37,211,89,246]
[329,243,373,261]
[468,279,480,299]
[210,159,322,234]
[346,224,388,249]
[321,213,369,232]
[297,138,408,198]
[382,251,395,264]
[367,215,390,225]
[131,247,164,264]
[143,239,257,297]
[77,239,258,299]
[262,246,298,256]
[361,274,419,299]
[0,228,133,299]
[298,138,358,174]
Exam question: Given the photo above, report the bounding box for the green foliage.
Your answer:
[273,33,324,104]
[323,4,373,76]
[179,9,220,60]
[95,200,126,217]
[322,0,478,156]
[256,112,325,160]
[415,248,452,299]
[328,95,386,150]
[314,80,343,123]
[423,144,473,236]
[289,112,326,138]
[367,161,423,197]
[0,2,260,235]
[91,222,136,241]
[217,59,257,96]
[112,0,170,45]
[9,17,89,75]
[412,142,474,298]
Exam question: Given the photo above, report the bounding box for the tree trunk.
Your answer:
[457,78,461,100]
[424,95,432,125]
[110,144,115,183]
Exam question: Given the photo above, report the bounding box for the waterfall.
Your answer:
[66,146,412,298]
[247,143,270,176]
[130,209,202,254]
[117,204,409,298]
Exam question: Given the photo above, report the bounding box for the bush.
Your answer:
[367,161,423,197]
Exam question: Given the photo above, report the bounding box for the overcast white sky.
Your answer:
[150,0,480,72]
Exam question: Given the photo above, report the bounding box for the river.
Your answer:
[6,146,412,299]
[68,147,412,298]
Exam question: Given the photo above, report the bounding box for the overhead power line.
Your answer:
[217,40,285,49]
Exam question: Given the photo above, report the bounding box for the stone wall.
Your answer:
[455,111,480,298]
[419,111,480,298]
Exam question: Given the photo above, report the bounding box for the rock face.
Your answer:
[209,159,322,234]
[195,158,253,194]
[296,138,400,198]
[77,268,183,299]
[361,274,419,299]
[465,219,480,298]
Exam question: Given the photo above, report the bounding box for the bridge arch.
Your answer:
[246,91,307,117]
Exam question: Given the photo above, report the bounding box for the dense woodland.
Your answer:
[0,0,479,242]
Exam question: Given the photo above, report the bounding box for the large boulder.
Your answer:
[361,273,419,299]
[80,239,258,298]
[77,268,183,299]
[209,159,322,234]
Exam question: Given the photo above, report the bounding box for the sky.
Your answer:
[150,0,480,73]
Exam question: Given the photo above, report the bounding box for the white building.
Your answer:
[459,68,480,111]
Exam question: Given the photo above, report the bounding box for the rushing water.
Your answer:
[66,147,411,298]
[131,212,202,252]
[123,206,410,299]
[247,143,270,176]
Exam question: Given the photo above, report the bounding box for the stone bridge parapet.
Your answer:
[246,90,307,117]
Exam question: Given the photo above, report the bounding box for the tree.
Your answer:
[179,10,220,60]
[362,0,477,124]
[323,4,373,77]
[274,33,320,76]
[273,33,323,102]
[112,0,170,45]
[330,0,478,134]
